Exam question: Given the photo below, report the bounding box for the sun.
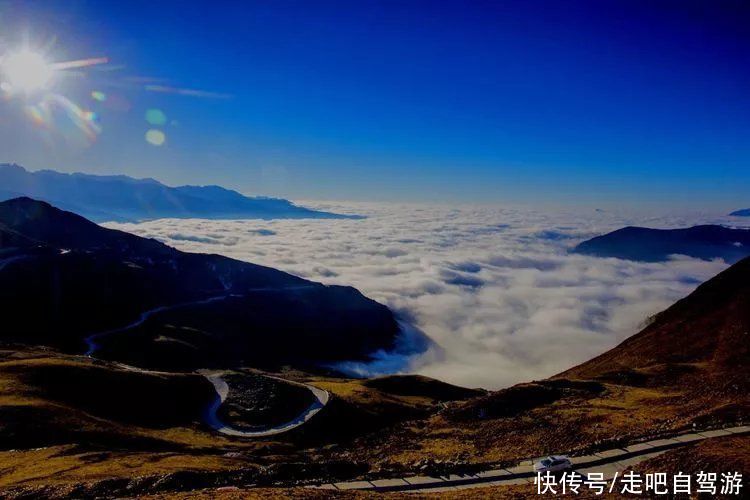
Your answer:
[1,50,54,94]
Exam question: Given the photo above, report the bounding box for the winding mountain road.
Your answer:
[201,371,330,437]
[82,284,330,438]
[84,285,317,356]
[84,294,234,356]
[309,425,750,493]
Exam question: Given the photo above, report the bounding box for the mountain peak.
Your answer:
[0,196,167,254]
[0,196,79,223]
[0,162,25,171]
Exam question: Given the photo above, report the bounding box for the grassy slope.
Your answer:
[0,446,242,490]
[0,348,222,447]
[0,348,262,493]
[0,349,478,495]
[636,434,749,476]
[257,374,481,449]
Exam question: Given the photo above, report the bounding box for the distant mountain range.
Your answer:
[573,225,750,263]
[0,163,353,222]
[730,208,750,217]
[0,197,400,370]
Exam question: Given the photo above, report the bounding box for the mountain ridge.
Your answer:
[0,163,356,222]
[573,224,750,262]
[0,197,403,370]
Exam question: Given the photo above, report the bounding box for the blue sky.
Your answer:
[0,0,748,208]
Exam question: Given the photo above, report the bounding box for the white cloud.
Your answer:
[106,203,744,390]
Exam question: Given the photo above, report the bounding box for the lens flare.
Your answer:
[144,84,232,99]
[145,108,167,126]
[24,94,102,142]
[52,56,109,71]
[0,43,110,144]
[145,129,166,146]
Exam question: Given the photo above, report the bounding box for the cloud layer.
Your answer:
[107,203,744,389]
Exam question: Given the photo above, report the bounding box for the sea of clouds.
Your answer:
[106,203,747,390]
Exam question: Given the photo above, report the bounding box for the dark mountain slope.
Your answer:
[573,224,750,262]
[0,197,168,254]
[730,208,750,216]
[0,226,37,249]
[0,163,352,221]
[0,198,401,370]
